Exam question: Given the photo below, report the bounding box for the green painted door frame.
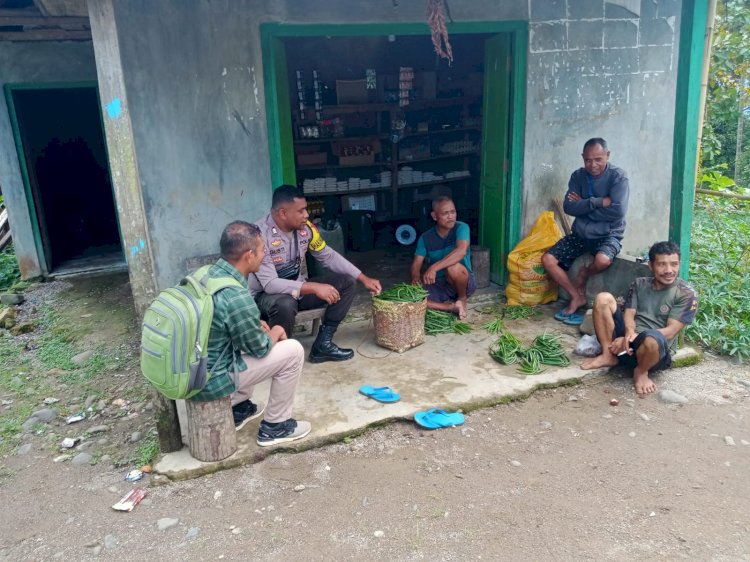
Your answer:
[4,81,120,273]
[260,21,527,283]
[670,0,709,280]
[480,34,511,282]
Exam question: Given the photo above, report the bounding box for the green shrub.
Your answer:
[687,195,750,360]
[0,245,21,292]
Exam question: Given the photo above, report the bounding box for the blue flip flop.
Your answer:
[563,312,585,326]
[554,309,572,322]
[359,385,401,403]
[414,408,465,429]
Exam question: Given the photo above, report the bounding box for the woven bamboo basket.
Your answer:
[371,297,427,353]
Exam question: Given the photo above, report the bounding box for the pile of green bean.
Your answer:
[425,309,473,335]
[530,332,571,367]
[489,329,570,374]
[517,348,546,374]
[489,332,522,364]
[502,305,539,320]
[376,283,429,303]
[482,318,505,334]
[425,309,455,334]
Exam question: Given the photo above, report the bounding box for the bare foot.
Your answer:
[580,354,618,370]
[563,293,587,315]
[453,300,468,320]
[633,372,656,395]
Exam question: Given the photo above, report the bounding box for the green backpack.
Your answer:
[140,265,243,400]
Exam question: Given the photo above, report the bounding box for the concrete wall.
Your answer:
[105,0,683,289]
[523,0,681,256]
[0,41,97,277]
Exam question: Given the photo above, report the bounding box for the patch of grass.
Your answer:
[120,383,151,403]
[672,349,704,368]
[0,333,23,364]
[0,404,32,456]
[134,433,160,467]
[36,338,76,371]
[687,196,750,361]
[10,280,32,293]
[0,245,21,292]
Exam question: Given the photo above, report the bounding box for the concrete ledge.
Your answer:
[672,345,703,368]
[154,306,595,481]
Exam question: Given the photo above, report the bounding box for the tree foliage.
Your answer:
[701,0,750,185]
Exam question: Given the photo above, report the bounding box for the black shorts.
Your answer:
[613,308,672,372]
[425,272,477,303]
[547,233,622,271]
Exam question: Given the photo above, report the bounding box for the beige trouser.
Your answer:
[231,339,304,423]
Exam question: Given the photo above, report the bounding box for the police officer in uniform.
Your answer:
[249,185,382,363]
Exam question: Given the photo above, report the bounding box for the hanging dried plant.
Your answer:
[426,0,453,63]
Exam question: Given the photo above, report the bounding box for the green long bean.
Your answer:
[376,283,429,303]
[489,329,571,373]
[425,309,473,335]
[482,318,505,334]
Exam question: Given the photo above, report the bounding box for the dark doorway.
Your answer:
[10,86,122,272]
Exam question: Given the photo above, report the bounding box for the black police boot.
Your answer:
[309,324,354,363]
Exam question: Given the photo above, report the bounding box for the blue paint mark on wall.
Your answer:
[129,239,146,259]
[105,98,122,119]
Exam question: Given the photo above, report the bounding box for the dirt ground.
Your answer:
[1,275,749,561]
[1,359,748,560]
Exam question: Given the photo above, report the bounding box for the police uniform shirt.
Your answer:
[248,213,362,299]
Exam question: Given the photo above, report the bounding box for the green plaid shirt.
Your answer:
[191,259,272,401]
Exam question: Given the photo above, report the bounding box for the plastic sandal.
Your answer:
[359,385,401,403]
[414,408,465,429]
[563,312,585,326]
[554,309,572,322]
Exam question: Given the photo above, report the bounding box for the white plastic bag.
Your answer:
[574,334,602,357]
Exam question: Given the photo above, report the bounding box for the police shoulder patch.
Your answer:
[307,220,327,252]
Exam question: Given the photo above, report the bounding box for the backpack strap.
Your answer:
[193,266,244,387]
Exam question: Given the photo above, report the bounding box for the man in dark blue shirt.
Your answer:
[542,138,629,324]
[411,197,475,319]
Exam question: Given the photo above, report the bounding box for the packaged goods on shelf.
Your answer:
[342,193,377,212]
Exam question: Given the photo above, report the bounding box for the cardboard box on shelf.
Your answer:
[297,152,328,166]
[336,79,369,104]
[332,139,380,166]
[338,154,375,166]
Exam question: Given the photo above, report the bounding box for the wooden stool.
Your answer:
[295,307,326,336]
[185,395,236,462]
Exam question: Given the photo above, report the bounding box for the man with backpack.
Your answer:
[190,221,311,447]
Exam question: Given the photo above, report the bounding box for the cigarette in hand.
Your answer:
[617,349,633,356]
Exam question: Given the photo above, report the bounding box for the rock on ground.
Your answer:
[71,350,94,365]
[157,518,179,531]
[657,390,688,404]
[71,453,92,466]
[103,534,118,549]
[30,408,57,423]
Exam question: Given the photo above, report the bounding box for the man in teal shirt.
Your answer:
[410,197,475,319]
[191,221,311,447]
